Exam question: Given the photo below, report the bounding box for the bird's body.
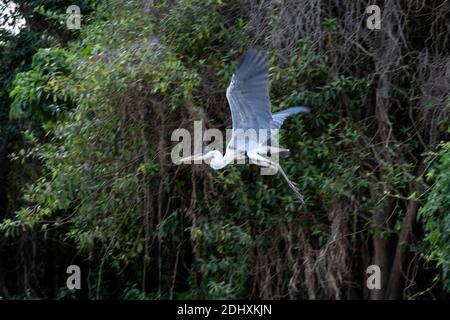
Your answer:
[181,48,310,201]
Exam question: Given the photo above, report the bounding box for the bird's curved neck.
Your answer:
[210,150,234,169]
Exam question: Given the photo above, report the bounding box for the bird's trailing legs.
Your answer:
[248,151,304,203]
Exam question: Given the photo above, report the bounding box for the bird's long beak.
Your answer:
[178,153,206,164]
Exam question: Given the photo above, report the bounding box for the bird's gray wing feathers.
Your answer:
[226,48,272,131]
[271,106,310,129]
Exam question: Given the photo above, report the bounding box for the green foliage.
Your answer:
[419,140,450,292]
[160,0,248,59]
[12,2,198,259]
[9,47,71,121]
[3,0,374,299]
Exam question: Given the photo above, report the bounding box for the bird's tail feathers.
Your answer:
[279,149,290,158]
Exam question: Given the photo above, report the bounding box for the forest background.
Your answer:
[0,0,449,299]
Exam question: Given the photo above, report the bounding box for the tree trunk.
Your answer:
[387,200,419,299]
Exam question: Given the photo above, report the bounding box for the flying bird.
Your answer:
[180,48,310,201]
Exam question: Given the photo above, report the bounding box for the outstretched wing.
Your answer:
[271,106,310,129]
[225,48,273,153]
[226,48,272,132]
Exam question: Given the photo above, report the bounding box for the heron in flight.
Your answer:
[180,48,310,201]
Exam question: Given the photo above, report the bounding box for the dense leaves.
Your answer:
[0,0,449,299]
